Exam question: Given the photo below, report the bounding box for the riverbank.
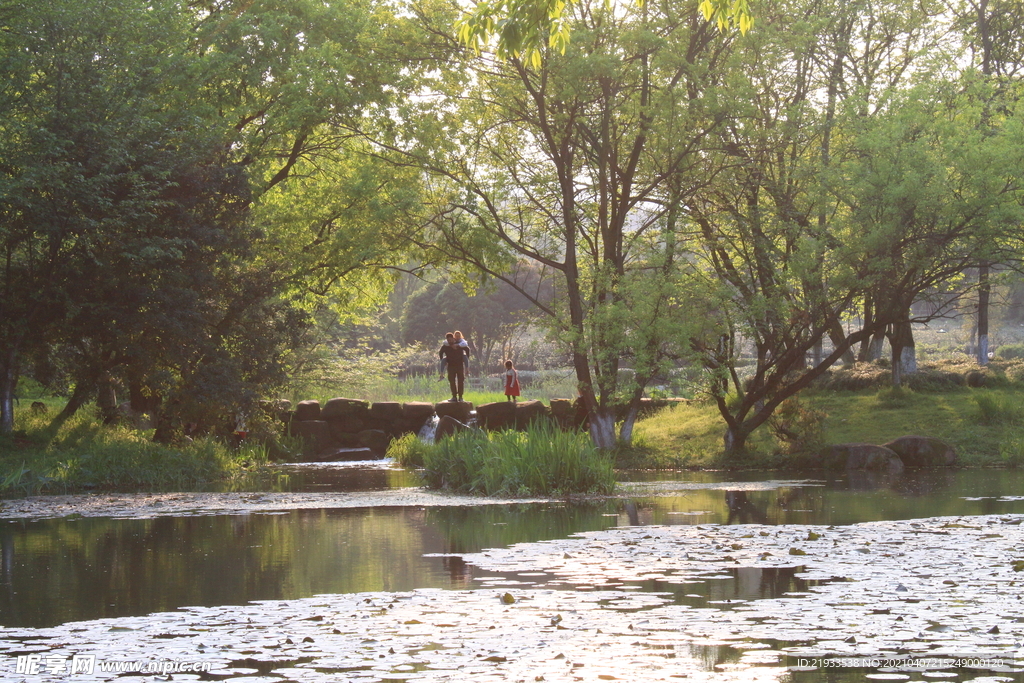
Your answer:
[5,381,1024,497]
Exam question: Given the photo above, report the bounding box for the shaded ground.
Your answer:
[3,514,1024,681]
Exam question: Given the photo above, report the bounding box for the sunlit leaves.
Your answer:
[457,0,752,66]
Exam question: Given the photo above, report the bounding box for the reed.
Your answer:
[393,422,615,497]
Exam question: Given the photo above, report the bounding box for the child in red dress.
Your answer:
[504,360,520,402]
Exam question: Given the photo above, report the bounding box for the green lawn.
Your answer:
[633,385,1024,468]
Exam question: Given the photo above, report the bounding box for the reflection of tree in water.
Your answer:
[441,553,473,588]
[725,490,767,525]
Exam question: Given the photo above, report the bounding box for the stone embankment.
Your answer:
[283,396,687,461]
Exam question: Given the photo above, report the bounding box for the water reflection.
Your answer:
[3,469,1024,629]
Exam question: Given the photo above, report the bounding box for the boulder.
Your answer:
[435,415,469,441]
[514,399,550,429]
[325,415,366,436]
[294,400,321,422]
[435,400,473,423]
[357,429,390,453]
[476,401,517,430]
[820,443,904,474]
[326,421,361,447]
[403,401,436,421]
[883,435,956,467]
[396,401,435,435]
[549,398,575,427]
[320,397,369,421]
[290,420,333,459]
[369,402,403,422]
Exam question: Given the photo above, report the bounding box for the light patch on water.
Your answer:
[3,515,1024,681]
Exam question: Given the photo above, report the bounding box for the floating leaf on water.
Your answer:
[789,548,807,556]
[807,532,821,541]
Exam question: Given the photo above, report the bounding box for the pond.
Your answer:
[3,466,1024,682]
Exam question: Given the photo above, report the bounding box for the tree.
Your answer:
[0,0,425,436]
[400,278,537,372]
[391,0,731,448]
[831,80,1024,386]
[679,0,1010,453]
[0,0,224,432]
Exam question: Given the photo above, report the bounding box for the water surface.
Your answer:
[2,467,1023,629]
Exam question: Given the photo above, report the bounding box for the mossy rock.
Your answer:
[882,435,956,467]
[819,443,904,474]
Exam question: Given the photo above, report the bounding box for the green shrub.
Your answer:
[997,344,1024,361]
[768,397,827,453]
[1004,362,1024,384]
[415,422,615,497]
[874,385,918,409]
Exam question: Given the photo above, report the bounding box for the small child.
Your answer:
[504,359,520,402]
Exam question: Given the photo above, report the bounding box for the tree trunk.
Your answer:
[48,380,95,432]
[865,331,885,362]
[97,372,119,424]
[857,298,878,362]
[977,263,990,365]
[888,319,916,387]
[723,422,750,456]
[588,408,617,450]
[617,392,644,445]
[829,319,856,366]
[0,347,17,434]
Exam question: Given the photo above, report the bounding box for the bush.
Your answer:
[768,397,827,453]
[997,343,1024,361]
[413,422,615,497]
[874,385,918,409]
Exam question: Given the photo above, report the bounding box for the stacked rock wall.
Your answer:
[284,396,688,462]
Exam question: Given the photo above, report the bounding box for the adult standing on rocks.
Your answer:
[439,332,469,402]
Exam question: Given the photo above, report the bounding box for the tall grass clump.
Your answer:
[971,391,1024,426]
[410,422,615,497]
[386,432,434,468]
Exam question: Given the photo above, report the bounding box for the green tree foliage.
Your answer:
[456,0,753,66]
[397,0,729,448]
[400,278,538,372]
[0,0,420,437]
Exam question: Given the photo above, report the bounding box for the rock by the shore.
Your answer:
[820,442,904,473]
[883,435,956,467]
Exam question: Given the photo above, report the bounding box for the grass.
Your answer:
[1,407,271,496]
[631,384,1024,469]
[387,422,615,497]
[297,370,578,405]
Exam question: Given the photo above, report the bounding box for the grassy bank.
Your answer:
[631,384,1024,469]
[1,406,271,496]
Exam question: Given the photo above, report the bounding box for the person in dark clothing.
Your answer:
[439,332,469,402]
